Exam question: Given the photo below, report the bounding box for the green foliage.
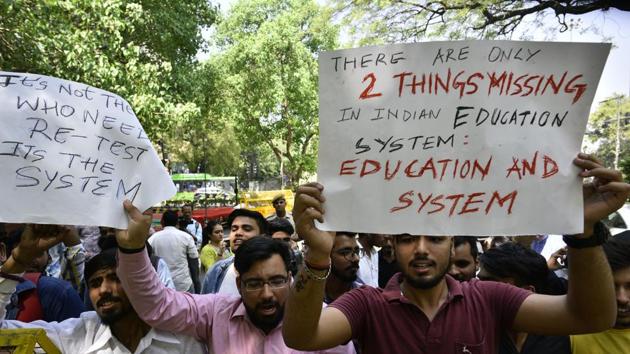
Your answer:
[209,0,339,187]
[587,94,630,175]
[0,0,216,139]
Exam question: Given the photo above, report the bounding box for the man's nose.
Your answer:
[259,283,274,299]
[449,264,460,276]
[413,237,430,254]
[99,280,113,294]
[617,286,629,306]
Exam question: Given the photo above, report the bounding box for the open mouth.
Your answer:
[98,300,119,310]
[410,261,434,274]
[258,303,277,316]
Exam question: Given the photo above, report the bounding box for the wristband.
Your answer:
[563,221,609,249]
[304,258,331,271]
[0,271,24,282]
[303,260,331,281]
[118,245,146,254]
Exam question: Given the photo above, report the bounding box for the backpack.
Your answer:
[16,273,44,322]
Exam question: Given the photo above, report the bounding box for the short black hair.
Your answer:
[603,237,630,272]
[85,248,117,282]
[3,228,24,254]
[234,236,291,275]
[161,210,179,227]
[479,242,550,293]
[228,209,269,236]
[336,231,357,238]
[269,218,294,236]
[454,236,479,260]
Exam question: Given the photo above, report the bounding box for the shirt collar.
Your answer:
[85,324,182,353]
[232,300,248,320]
[382,273,464,303]
[85,324,115,353]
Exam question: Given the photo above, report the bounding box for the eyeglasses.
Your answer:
[241,276,289,292]
[335,248,360,262]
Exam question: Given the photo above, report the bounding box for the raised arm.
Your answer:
[513,154,630,335]
[60,227,85,291]
[283,183,353,350]
[115,201,214,341]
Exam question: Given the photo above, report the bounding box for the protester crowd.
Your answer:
[0,154,629,354]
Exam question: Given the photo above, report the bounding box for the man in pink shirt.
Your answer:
[115,204,353,354]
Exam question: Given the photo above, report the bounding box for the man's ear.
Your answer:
[0,243,6,263]
[235,274,242,296]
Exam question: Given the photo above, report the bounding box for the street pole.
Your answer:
[614,97,621,170]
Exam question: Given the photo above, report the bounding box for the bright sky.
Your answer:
[207,1,629,110]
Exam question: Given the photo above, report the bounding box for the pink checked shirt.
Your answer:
[117,251,354,354]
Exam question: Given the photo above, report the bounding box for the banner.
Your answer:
[0,72,175,228]
[318,41,610,235]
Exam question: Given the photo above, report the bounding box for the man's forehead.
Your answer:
[88,267,116,281]
[242,255,287,278]
[232,216,258,226]
[454,242,472,252]
[613,267,630,283]
[334,235,358,248]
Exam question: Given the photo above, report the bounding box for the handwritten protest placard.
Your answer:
[318,41,610,235]
[0,72,175,228]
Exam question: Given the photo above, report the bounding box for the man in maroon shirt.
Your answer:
[282,154,629,354]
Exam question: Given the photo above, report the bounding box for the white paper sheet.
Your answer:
[0,72,176,228]
[318,41,610,235]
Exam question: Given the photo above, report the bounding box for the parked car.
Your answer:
[602,203,630,235]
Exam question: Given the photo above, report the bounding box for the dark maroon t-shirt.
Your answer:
[329,273,531,354]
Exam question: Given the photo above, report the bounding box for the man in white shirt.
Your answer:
[181,205,203,249]
[357,233,384,287]
[0,226,205,353]
[149,210,199,292]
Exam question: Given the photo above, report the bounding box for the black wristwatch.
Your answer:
[563,221,610,249]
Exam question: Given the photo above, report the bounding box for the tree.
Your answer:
[209,0,339,188]
[0,0,216,139]
[587,94,630,180]
[331,0,630,44]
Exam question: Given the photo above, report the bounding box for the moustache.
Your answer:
[97,294,122,307]
[346,265,359,272]
[256,300,280,311]
[409,255,435,266]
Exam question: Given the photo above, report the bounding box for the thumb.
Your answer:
[123,200,148,224]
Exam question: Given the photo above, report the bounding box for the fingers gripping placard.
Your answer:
[318,41,610,236]
[0,72,176,228]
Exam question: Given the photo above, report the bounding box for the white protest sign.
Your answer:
[0,72,176,228]
[318,41,610,236]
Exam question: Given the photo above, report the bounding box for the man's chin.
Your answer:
[404,270,446,290]
[251,308,284,330]
[98,310,125,325]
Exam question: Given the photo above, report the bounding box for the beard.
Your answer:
[96,295,128,325]
[331,265,359,283]
[246,301,284,332]
[402,254,450,290]
[99,308,127,325]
